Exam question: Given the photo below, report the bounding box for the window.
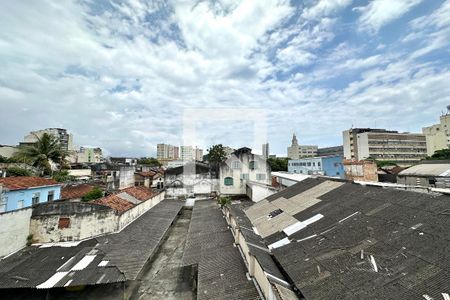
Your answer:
[17,200,24,209]
[249,161,257,170]
[240,173,249,180]
[256,174,266,181]
[318,162,321,167]
[224,177,234,186]
[32,192,40,205]
[232,161,241,169]
[47,191,55,202]
[307,162,311,166]
[58,217,70,229]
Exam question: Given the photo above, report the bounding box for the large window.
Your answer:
[32,192,40,205]
[249,161,257,170]
[47,191,55,202]
[224,177,234,186]
[232,161,241,169]
[240,173,249,180]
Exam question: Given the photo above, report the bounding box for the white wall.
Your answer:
[30,210,117,243]
[0,208,32,257]
[246,183,278,202]
[118,192,165,230]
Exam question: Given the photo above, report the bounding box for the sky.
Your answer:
[0,0,449,157]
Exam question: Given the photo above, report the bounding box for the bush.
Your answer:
[81,187,103,201]
[218,196,231,208]
[6,167,32,177]
[26,234,33,246]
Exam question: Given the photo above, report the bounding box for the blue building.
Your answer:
[288,155,344,178]
[0,177,61,212]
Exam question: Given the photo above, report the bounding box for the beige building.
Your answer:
[343,128,427,166]
[22,128,75,151]
[156,144,178,160]
[287,133,318,159]
[0,145,18,159]
[422,108,450,156]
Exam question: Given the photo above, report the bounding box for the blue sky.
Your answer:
[0,0,449,157]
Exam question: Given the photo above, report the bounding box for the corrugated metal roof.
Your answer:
[398,163,450,177]
[246,177,450,299]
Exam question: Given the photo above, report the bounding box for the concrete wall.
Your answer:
[68,169,92,177]
[119,166,135,189]
[118,191,165,230]
[246,183,277,202]
[30,209,117,243]
[30,191,166,243]
[0,208,32,257]
[0,146,18,158]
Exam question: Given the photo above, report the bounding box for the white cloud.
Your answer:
[303,0,353,19]
[355,0,423,32]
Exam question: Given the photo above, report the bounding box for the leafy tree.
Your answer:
[0,155,7,163]
[81,187,103,202]
[52,170,75,182]
[207,144,228,176]
[137,157,161,166]
[0,155,20,163]
[427,149,450,160]
[5,167,32,177]
[267,157,288,172]
[15,133,68,175]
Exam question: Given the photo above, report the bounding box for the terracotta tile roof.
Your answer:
[121,186,156,201]
[135,171,156,177]
[0,177,60,191]
[93,194,134,214]
[61,184,95,200]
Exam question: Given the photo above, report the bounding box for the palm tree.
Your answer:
[16,133,68,175]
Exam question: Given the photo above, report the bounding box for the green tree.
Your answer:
[267,157,288,171]
[137,157,161,166]
[52,170,75,182]
[5,167,32,177]
[15,133,68,175]
[81,187,103,202]
[427,149,450,160]
[207,144,228,176]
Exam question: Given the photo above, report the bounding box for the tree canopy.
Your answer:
[137,157,161,166]
[5,167,32,177]
[427,148,450,160]
[267,157,288,172]
[81,187,103,201]
[207,144,227,164]
[15,133,67,175]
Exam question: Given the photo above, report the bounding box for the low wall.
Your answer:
[118,191,165,230]
[0,208,32,257]
[30,209,117,243]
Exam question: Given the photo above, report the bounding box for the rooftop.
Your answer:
[60,184,94,200]
[93,186,157,213]
[399,163,450,177]
[245,177,450,299]
[182,200,261,300]
[0,200,183,290]
[0,177,60,191]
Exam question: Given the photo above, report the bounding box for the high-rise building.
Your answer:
[157,144,177,160]
[287,133,318,159]
[343,128,427,166]
[262,143,269,159]
[22,128,75,151]
[195,147,203,161]
[422,106,450,156]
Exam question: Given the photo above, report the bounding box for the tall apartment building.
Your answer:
[195,147,203,161]
[262,143,269,159]
[156,144,179,160]
[343,128,427,166]
[287,133,318,159]
[22,128,75,151]
[422,106,450,156]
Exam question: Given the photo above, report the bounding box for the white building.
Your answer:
[343,128,427,166]
[219,147,271,195]
[287,133,318,159]
[0,145,18,159]
[423,106,450,156]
